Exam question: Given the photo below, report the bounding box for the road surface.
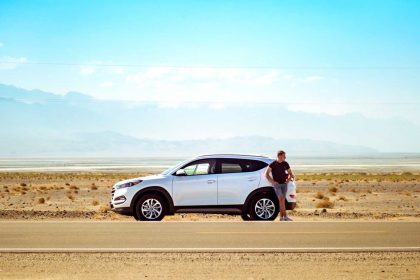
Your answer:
[0,221,419,252]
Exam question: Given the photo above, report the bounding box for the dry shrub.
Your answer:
[92,200,99,206]
[38,197,45,204]
[399,190,412,196]
[91,185,98,190]
[70,185,79,190]
[39,186,48,191]
[338,196,348,201]
[20,183,27,187]
[99,205,111,213]
[349,188,358,193]
[67,194,75,201]
[65,183,70,186]
[315,197,334,208]
[328,186,338,193]
[314,191,324,199]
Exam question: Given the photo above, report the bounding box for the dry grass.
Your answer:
[338,196,348,201]
[69,185,79,190]
[315,197,334,209]
[399,190,412,196]
[328,186,338,193]
[66,194,75,201]
[314,191,324,199]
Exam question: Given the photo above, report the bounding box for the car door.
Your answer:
[172,159,218,206]
[216,158,266,205]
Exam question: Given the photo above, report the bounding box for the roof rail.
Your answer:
[196,153,270,158]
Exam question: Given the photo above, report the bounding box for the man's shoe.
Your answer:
[279,216,285,221]
[284,216,293,221]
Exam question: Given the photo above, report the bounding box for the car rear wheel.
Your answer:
[250,194,279,221]
[134,194,166,221]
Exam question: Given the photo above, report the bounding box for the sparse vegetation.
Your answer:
[328,186,338,193]
[66,194,75,201]
[338,196,348,201]
[20,183,27,187]
[315,191,324,199]
[92,200,99,206]
[316,197,334,209]
[38,197,45,204]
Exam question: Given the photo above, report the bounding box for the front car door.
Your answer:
[216,158,267,205]
[172,159,218,206]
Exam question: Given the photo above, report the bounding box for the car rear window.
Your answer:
[218,159,268,174]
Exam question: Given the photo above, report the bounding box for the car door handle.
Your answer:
[207,179,216,184]
[247,177,257,181]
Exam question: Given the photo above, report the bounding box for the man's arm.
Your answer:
[287,168,295,182]
[265,166,277,185]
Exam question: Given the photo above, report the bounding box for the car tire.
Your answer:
[134,193,166,221]
[249,194,279,221]
[241,212,252,221]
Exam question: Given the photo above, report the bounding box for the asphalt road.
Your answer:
[0,221,419,252]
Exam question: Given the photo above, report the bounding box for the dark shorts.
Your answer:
[273,183,287,198]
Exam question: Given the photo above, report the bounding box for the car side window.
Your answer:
[217,159,268,174]
[180,159,214,176]
[221,162,242,173]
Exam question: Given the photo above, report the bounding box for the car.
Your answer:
[110,154,297,221]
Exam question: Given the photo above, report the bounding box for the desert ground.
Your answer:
[0,252,418,280]
[0,171,419,279]
[0,171,419,220]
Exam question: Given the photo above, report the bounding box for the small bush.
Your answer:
[67,194,75,201]
[91,185,98,190]
[328,186,338,193]
[92,200,99,206]
[315,197,334,209]
[338,196,348,201]
[38,197,45,204]
[65,183,70,186]
[314,191,324,199]
[20,183,27,187]
[70,185,79,190]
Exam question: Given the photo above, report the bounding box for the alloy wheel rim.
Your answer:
[141,198,162,219]
[255,198,275,219]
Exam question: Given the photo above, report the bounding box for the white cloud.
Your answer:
[100,81,114,88]
[0,56,27,70]
[79,65,96,76]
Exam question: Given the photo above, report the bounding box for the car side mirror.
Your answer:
[176,169,186,176]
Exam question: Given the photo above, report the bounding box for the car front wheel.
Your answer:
[250,194,279,221]
[134,194,166,221]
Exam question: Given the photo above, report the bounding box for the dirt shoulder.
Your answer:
[0,171,419,221]
[0,252,419,280]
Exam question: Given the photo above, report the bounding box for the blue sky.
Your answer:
[0,0,419,138]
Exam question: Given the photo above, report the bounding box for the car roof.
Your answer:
[195,154,273,162]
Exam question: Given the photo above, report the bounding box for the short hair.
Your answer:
[277,150,286,157]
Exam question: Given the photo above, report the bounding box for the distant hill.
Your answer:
[0,83,419,155]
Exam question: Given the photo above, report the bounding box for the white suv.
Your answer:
[110,154,296,221]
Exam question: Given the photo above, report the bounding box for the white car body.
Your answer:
[111,154,297,221]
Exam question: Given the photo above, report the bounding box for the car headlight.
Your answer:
[115,180,142,189]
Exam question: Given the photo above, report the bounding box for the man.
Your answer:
[265,150,295,221]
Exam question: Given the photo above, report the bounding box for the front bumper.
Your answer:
[110,203,132,215]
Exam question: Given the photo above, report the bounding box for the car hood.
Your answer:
[115,174,168,186]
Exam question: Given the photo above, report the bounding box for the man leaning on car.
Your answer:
[265,150,294,221]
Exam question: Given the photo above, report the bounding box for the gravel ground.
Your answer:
[0,252,419,279]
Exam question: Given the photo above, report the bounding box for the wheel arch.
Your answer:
[242,186,278,213]
[130,186,175,215]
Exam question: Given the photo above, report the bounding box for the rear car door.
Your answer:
[216,158,267,205]
[172,159,218,206]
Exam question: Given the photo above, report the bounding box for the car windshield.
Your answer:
[160,159,190,175]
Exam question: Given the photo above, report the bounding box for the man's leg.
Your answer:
[279,195,286,218]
